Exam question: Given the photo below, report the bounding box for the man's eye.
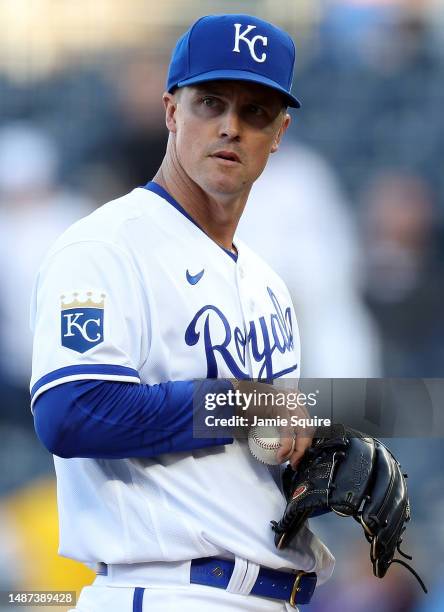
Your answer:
[202,97,217,107]
[248,105,264,115]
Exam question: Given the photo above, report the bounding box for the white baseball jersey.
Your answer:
[30,185,334,583]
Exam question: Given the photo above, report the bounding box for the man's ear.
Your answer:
[271,113,291,154]
[163,91,178,134]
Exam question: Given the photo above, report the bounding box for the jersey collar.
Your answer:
[144,181,238,262]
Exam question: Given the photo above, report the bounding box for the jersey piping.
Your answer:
[31,364,140,409]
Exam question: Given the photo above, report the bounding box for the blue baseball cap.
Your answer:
[167,14,301,108]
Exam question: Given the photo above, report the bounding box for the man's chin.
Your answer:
[203,176,249,198]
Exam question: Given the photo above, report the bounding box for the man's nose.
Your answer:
[219,108,241,140]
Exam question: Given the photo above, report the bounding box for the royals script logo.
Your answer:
[185,287,296,380]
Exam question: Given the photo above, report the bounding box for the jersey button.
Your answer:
[239,266,245,279]
[249,299,255,312]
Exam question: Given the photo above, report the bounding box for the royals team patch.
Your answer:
[60,292,105,353]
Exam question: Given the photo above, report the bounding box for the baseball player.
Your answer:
[30,14,335,611]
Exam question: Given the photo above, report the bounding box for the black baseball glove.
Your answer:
[271,425,426,592]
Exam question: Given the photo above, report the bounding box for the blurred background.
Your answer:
[0,0,443,610]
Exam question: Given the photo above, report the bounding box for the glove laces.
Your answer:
[389,558,427,594]
[365,516,428,594]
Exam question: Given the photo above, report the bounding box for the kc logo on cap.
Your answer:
[166,14,301,108]
[233,23,268,63]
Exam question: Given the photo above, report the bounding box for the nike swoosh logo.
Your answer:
[186,269,205,285]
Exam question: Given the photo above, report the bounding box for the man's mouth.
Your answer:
[211,151,241,163]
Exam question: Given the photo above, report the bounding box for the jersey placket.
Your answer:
[234,257,256,379]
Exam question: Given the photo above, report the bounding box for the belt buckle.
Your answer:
[289,570,306,608]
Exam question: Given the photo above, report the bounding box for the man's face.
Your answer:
[164,80,290,198]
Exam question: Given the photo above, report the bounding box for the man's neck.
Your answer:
[152,157,248,252]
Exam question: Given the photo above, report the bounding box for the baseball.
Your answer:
[248,426,282,465]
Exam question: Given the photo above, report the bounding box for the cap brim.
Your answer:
[176,69,301,109]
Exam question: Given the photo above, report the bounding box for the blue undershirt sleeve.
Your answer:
[33,379,234,459]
